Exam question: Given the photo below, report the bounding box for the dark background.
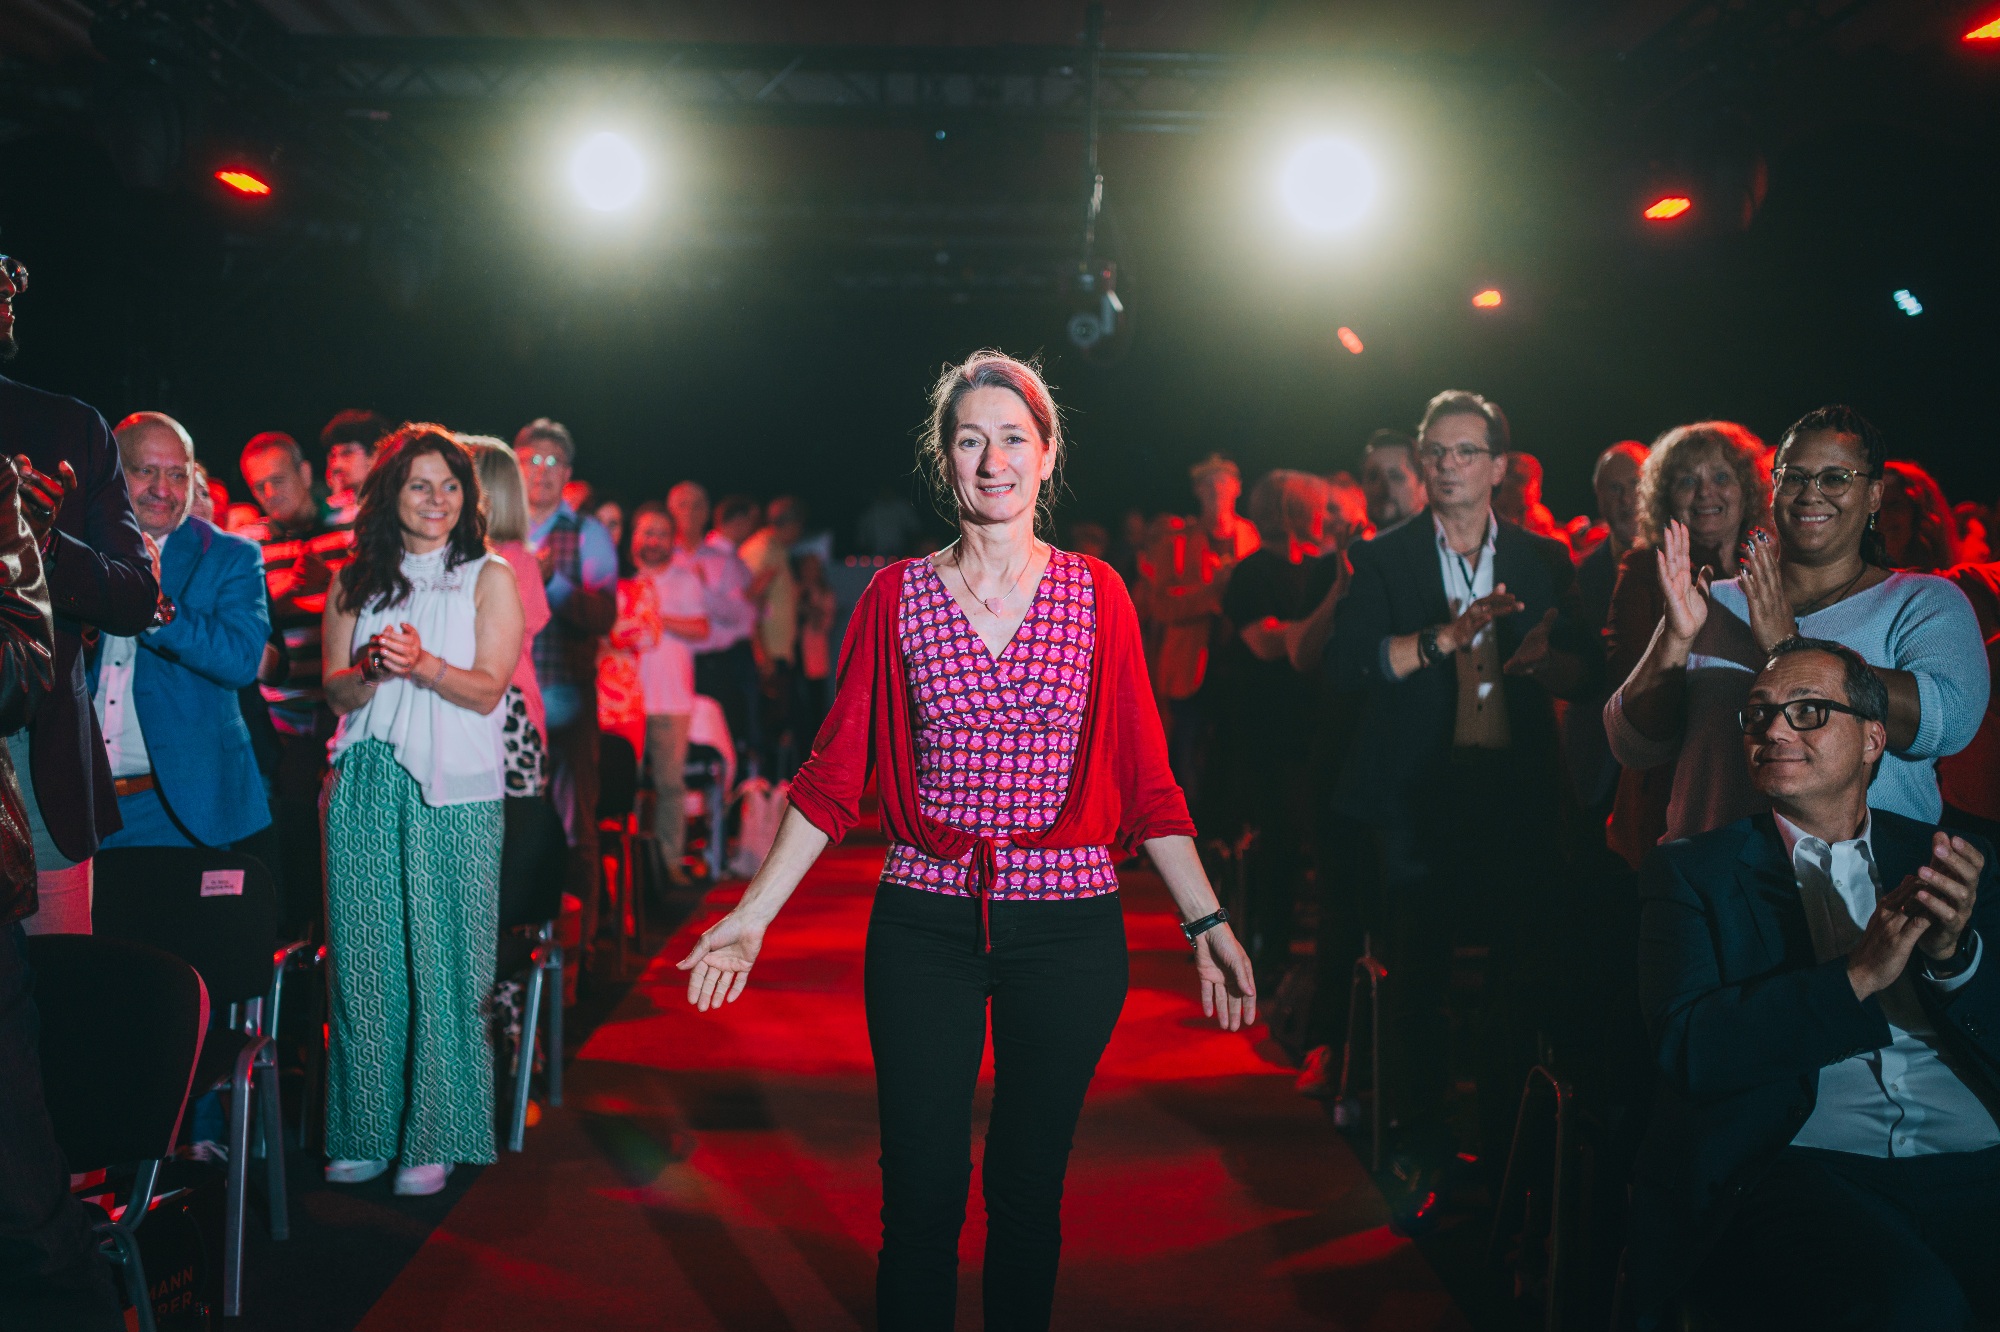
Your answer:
[3,1,1998,546]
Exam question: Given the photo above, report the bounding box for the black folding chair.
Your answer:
[93,848,294,1320]
[29,934,207,1332]
[499,794,570,1151]
[684,743,730,883]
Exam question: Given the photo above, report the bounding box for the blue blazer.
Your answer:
[1628,809,2000,1319]
[90,518,271,846]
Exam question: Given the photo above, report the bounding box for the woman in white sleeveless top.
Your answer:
[319,426,524,1196]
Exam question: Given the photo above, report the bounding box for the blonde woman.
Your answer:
[466,437,552,796]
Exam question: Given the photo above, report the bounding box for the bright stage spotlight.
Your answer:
[1471,288,1503,309]
[568,131,646,213]
[1893,289,1924,316]
[1278,137,1379,234]
[1966,14,2000,39]
[215,169,272,197]
[1643,195,1693,221]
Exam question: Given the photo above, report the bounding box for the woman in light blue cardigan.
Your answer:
[1607,404,1987,844]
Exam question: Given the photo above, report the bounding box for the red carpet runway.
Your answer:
[355,836,1468,1330]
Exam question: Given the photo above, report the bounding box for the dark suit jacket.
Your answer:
[1629,809,2000,1315]
[1325,507,1597,821]
[87,518,270,847]
[0,469,57,926]
[0,375,160,862]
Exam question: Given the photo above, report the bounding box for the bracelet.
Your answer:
[1419,627,1448,668]
[1181,908,1229,947]
[359,646,386,685]
[420,655,449,691]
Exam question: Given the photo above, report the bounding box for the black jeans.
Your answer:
[0,924,122,1331]
[864,883,1127,1332]
[1696,1145,2000,1330]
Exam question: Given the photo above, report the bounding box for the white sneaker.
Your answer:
[392,1163,453,1196]
[325,1158,390,1184]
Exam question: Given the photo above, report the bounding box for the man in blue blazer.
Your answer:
[91,413,269,849]
[1632,636,2000,1329]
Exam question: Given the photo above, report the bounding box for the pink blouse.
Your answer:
[494,541,551,744]
[880,549,1118,901]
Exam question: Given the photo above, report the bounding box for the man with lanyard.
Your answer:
[516,418,616,938]
[1325,389,1597,1225]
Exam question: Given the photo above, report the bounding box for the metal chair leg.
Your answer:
[546,934,565,1108]
[224,1039,261,1318]
[260,1045,289,1240]
[106,1159,162,1332]
[1487,1064,1575,1332]
[707,777,727,881]
[509,957,545,1153]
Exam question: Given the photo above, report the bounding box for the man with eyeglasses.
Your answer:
[515,418,616,938]
[1318,389,1598,1218]
[0,250,164,938]
[1629,635,2000,1328]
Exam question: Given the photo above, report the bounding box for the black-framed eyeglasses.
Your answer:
[0,256,26,293]
[1773,465,1873,500]
[1417,443,1494,468]
[1738,697,1869,735]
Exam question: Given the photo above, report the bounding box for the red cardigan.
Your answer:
[788,554,1195,938]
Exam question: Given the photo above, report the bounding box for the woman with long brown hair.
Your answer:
[677,351,1255,1331]
[318,425,524,1196]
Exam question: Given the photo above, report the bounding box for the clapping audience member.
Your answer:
[467,439,551,797]
[0,264,162,936]
[1497,451,1570,548]
[591,498,625,553]
[321,408,391,529]
[97,414,270,850]
[629,503,711,884]
[597,521,660,756]
[516,419,616,935]
[1146,453,1259,822]
[738,496,805,773]
[1629,637,2000,1328]
[320,426,523,1197]
[1878,460,1962,572]
[668,482,758,753]
[1607,406,1986,846]
[1323,390,1597,1196]
[794,551,836,749]
[1222,470,1343,979]
[1603,422,1768,868]
[1564,441,1650,819]
[0,441,116,1329]
[241,429,356,930]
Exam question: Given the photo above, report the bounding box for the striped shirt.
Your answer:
[245,515,356,735]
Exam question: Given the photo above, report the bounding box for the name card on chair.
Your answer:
[200,869,245,897]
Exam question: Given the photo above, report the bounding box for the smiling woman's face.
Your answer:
[947,386,1054,527]
[398,450,464,550]
[1772,429,1880,566]
[1667,445,1745,553]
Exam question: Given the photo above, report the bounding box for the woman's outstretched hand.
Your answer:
[1657,519,1712,647]
[677,912,766,1011]
[1195,923,1257,1032]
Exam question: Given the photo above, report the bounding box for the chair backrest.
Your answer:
[597,732,639,819]
[499,794,568,930]
[27,934,208,1171]
[684,743,726,786]
[93,848,279,1006]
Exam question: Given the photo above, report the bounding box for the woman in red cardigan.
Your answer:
[679,350,1256,1331]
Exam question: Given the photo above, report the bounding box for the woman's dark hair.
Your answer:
[1776,405,1889,567]
[337,423,487,614]
[620,499,670,577]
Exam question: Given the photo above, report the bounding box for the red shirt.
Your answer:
[789,552,1195,943]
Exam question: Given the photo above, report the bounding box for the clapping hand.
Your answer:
[1848,879,1933,1000]
[371,621,423,677]
[1656,520,1712,646]
[1503,608,1559,677]
[1443,584,1524,653]
[13,455,75,547]
[678,912,767,1010]
[1195,923,1258,1032]
[1738,529,1796,653]
[1905,832,1983,964]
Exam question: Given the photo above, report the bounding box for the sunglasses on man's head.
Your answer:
[1737,697,1868,735]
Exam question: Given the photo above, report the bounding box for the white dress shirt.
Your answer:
[686,535,757,654]
[1777,812,2000,1156]
[1434,511,1509,749]
[92,634,152,779]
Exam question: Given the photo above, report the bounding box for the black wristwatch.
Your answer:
[1921,931,1978,983]
[1418,627,1448,668]
[1181,908,1229,947]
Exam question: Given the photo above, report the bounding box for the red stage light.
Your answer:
[1966,15,2000,39]
[215,169,272,197]
[1471,288,1503,309]
[1643,195,1693,221]
[1336,326,1364,355]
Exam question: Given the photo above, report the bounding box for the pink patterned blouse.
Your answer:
[880,548,1119,901]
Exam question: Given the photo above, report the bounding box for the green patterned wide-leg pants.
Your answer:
[324,740,504,1166]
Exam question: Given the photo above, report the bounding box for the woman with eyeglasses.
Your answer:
[1602,421,1770,867]
[1606,405,1987,847]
